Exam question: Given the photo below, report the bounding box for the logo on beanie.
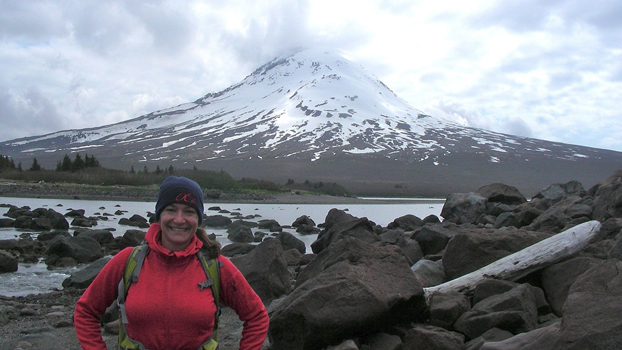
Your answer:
[175,193,197,205]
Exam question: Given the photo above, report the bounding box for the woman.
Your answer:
[74,176,269,350]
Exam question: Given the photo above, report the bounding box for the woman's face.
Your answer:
[159,203,199,251]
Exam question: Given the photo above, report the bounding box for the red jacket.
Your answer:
[74,223,269,350]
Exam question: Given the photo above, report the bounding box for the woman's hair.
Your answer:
[196,227,221,258]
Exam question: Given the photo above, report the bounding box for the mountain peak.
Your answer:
[1,48,620,197]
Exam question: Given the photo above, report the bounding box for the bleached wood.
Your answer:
[423,220,602,303]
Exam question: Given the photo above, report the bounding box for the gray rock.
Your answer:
[477,183,526,205]
[62,256,112,288]
[230,239,290,302]
[311,217,379,254]
[45,235,103,263]
[441,192,488,224]
[556,259,622,349]
[540,257,602,315]
[402,324,465,350]
[411,223,455,256]
[454,284,540,339]
[276,231,306,254]
[0,250,18,273]
[442,228,550,280]
[387,214,424,231]
[411,259,445,288]
[428,291,471,329]
[479,322,560,350]
[227,225,254,243]
[269,237,426,350]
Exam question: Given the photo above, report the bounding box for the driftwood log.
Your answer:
[423,220,603,303]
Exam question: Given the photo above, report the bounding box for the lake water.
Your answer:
[0,196,444,297]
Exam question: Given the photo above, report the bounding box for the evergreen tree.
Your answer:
[0,155,16,171]
[85,154,100,168]
[58,154,73,172]
[17,162,22,172]
[168,165,174,174]
[155,165,162,175]
[73,153,85,171]
[29,158,42,171]
[129,166,135,174]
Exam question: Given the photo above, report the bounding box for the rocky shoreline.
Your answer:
[1,171,622,350]
[0,180,427,205]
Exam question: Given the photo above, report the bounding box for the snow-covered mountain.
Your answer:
[1,49,621,196]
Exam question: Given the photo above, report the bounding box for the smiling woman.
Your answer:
[73,176,270,350]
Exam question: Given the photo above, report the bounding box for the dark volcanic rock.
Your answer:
[230,239,290,302]
[269,237,426,350]
[441,192,487,224]
[477,183,527,205]
[442,227,551,280]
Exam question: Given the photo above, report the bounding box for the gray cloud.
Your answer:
[0,86,65,140]
[0,1,68,40]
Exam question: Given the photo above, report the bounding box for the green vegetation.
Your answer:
[0,154,352,197]
[284,178,350,197]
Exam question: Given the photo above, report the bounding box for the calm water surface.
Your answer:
[0,196,444,297]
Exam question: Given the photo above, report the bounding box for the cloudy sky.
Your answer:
[1,0,621,152]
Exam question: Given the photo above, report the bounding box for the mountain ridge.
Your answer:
[1,48,621,197]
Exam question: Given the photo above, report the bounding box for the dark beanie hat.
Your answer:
[155,176,204,225]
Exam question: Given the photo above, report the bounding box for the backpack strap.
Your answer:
[117,244,150,350]
[196,248,223,350]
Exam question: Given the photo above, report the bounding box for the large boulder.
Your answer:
[311,217,379,254]
[387,214,424,231]
[62,256,112,288]
[442,227,551,280]
[556,259,622,349]
[276,231,306,254]
[428,291,471,330]
[402,324,465,350]
[220,242,256,257]
[45,235,103,263]
[227,225,254,243]
[525,206,572,233]
[258,219,283,232]
[292,215,316,228]
[411,223,456,256]
[533,181,586,203]
[411,259,445,288]
[454,284,540,340]
[76,229,115,245]
[394,235,424,265]
[476,183,527,205]
[116,230,146,249]
[0,250,18,273]
[320,208,358,230]
[203,215,232,228]
[230,238,290,302]
[479,322,561,350]
[591,170,622,221]
[269,237,427,350]
[540,257,602,315]
[441,192,488,224]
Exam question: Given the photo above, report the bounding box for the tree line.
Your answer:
[1,153,101,172]
[0,154,351,197]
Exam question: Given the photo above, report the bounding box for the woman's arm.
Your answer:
[218,256,270,350]
[74,248,133,350]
